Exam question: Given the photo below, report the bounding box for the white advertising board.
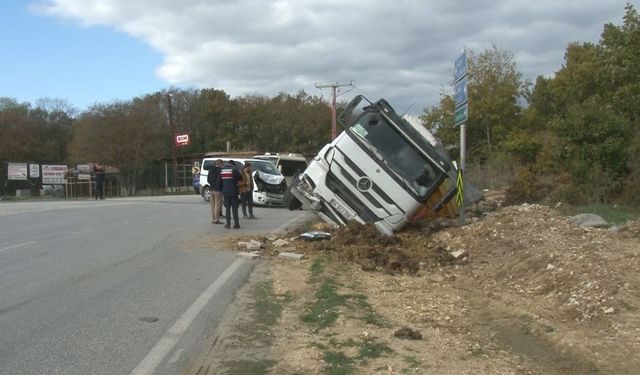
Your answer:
[8,162,28,181]
[29,164,40,178]
[42,165,68,184]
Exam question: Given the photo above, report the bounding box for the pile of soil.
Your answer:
[227,195,640,373]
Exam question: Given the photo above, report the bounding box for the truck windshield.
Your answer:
[349,112,439,199]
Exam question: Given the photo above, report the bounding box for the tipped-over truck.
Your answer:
[288,95,479,235]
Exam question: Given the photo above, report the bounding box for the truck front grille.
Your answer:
[326,171,379,223]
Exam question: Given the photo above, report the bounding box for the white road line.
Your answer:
[0,241,38,254]
[70,229,96,236]
[130,257,246,375]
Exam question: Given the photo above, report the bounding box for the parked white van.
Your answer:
[199,157,287,206]
[253,153,308,185]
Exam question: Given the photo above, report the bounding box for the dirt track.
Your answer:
[186,201,640,374]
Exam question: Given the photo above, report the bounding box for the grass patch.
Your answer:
[226,280,290,347]
[362,312,389,328]
[401,355,423,374]
[252,281,289,326]
[566,204,639,224]
[358,339,393,360]
[300,278,347,329]
[222,359,277,375]
[309,256,327,282]
[323,351,355,375]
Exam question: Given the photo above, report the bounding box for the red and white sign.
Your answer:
[175,133,191,147]
[42,165,68,184]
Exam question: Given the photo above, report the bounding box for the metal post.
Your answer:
[459,123,466,226]
[167,94,178,193]
[331,86,337,139]
[315,81,354,140]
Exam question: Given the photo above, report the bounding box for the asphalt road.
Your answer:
[0,195,315,375]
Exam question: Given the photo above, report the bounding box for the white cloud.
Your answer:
[34,0,626,114]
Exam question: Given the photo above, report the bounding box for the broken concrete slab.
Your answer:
[237,252,260,260]
[277,252,305,261]
[265,234,278,241]
[246,243,262,251]
[272,238,290,247]
[450,249,468,259]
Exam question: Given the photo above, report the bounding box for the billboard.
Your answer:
[29,163,40,178]
[8,162,28,181]
[42,165,68,184]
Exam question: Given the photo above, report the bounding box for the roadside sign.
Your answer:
[454,50,467,83]
[456,168,464,206]
[77,164,91,173]
[42,165,68,184]
[7,162,28,180]
[454,104,468,125]
[29,163,40,178]
[454,77,468,106]
[175,133,191,147]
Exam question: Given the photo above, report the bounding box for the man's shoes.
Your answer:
[233,224,240,229]
[213,221,223,224]
[243,215,249,218]
[224,224,230,229]
[249,215,257,219]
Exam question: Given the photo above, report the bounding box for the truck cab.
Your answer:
[290,95,454,235]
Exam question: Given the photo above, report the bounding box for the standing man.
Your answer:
[217,160,243,229]
[239,162,256,219]
[207,159,224,224]
[93,163,105,200]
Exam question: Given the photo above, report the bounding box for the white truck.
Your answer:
[289,95,473,235]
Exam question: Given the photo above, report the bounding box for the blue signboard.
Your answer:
[454,76,468,106]
[454,103,468,125]
[454,50,467,83]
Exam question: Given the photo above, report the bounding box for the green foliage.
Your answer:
[565,204,640,225]
[504,131,543,166]
[421,44,529,164]
[323,351,355,375]
[0,97,75,194]
[300,278,346,329]
[554,97,630,203]
[505,167,552,205]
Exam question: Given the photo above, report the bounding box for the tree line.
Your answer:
[421,3,639,206]
[2,4,637,206]
[0,90,332,195]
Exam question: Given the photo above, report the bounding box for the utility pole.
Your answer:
[315,81,354,140]
[167,94,178,193]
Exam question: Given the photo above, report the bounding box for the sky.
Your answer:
[0,0,632,116]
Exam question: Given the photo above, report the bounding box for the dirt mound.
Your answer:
[225,198,640,373]
[272,204,640,324]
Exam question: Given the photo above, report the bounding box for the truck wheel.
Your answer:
[283,187,302,210]
[202,186,211,202]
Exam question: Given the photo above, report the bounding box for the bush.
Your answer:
[505,167,552,205]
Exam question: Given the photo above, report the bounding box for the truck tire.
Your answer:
[283,183,302,210]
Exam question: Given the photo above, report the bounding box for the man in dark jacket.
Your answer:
[93,163,105,200]
[216,160,243,229]
[207,159,224,224]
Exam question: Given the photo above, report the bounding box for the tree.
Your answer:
[421,45,528,163]
[67,97,166,194]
